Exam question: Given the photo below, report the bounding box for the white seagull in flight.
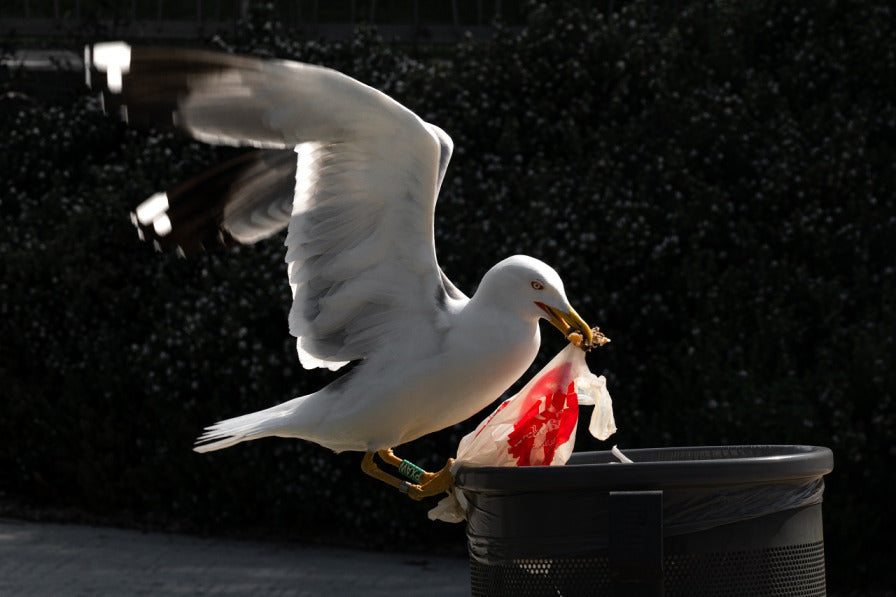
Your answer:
[86,42,600,499]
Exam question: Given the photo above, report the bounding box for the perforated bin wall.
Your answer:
[455,445,833,597]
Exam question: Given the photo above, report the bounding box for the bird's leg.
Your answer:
[410,457,455,499]
[361,452,410,492]
[360,450,454,501]
[380,449,456,500]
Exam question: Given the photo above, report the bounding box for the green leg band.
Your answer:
[397,460,425,483]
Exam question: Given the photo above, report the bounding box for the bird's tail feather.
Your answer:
[193,399,301,453]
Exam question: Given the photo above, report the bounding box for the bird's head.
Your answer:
[476,255,594,349]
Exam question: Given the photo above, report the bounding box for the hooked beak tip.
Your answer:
[536,302,595,349]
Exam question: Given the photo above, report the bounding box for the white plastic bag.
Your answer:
[428,344,615,522]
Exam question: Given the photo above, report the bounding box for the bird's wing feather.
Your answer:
[88,44,466,370]
[132,149,298,254]
[284,136,451,370]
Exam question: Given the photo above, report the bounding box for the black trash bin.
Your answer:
[454,445,834,597]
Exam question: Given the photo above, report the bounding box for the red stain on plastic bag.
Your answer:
[472,400,511,440]
[506,363,579,465]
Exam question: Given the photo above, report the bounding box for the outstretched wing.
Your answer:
[87,43,467,370]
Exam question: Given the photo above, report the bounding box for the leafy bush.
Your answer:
[2,0,894,590]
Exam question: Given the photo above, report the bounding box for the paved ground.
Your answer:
[0,518,470,596]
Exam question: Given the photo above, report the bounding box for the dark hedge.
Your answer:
[2,0,894,591]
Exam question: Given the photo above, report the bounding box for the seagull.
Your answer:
[85,42,599,499]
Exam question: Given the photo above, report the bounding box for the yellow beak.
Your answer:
[535,302,593,348]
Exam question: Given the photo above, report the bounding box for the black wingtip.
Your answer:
[130,189,237,258]
[85,42,133,120]
[87,44,295,257]
[84,42,267,130]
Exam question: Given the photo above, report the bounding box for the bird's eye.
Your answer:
[530,281,544,290]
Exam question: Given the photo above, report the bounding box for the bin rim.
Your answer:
[453,444,833,493]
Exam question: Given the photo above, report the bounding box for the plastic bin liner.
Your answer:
[455,445,833,564]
